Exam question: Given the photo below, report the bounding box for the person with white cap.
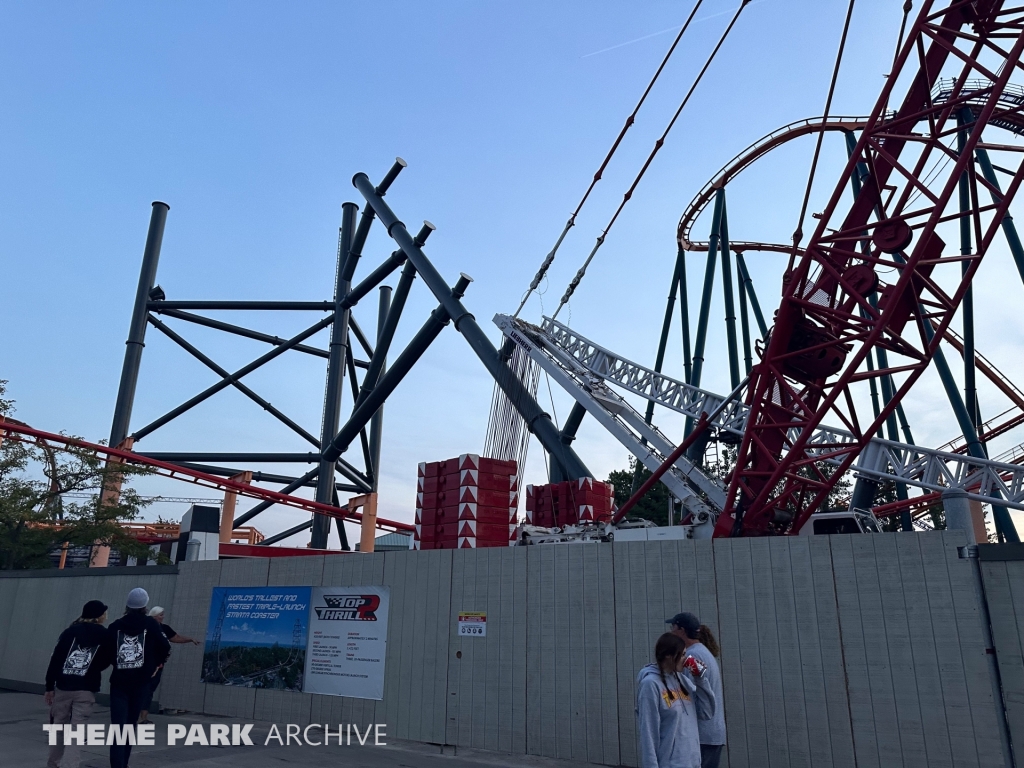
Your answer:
[102,588,170,768]
[137,606,199,724]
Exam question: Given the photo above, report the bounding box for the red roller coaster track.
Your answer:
[0,419,414,534]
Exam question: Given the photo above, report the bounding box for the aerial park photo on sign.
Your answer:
[202,588,311,692]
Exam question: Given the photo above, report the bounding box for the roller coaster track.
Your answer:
[676,81,1024,255]
[0,419,414,533]
[496,313,1024,514]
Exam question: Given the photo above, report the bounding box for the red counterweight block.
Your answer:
[458,503,514,523]
[457,453,516,475]
[417,455,518,550]
[523,478,615,526]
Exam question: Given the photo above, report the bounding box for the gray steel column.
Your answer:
[551,402,587,483]
[368,285,391,491]
[942,488,976,545]
[312,202,358,549]
[109,202,169,447]
[356,225,432,409]
[351,172,591,481]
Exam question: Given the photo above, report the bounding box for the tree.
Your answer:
[607,458,671,526]
[606,442,854,528]
[0,381,157,569]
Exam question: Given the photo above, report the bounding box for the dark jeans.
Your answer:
[701,744,724,768]
[109,684,146,768]
[141,668,163,713]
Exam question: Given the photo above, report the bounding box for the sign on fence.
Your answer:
[202,585,390,700]
[457,611,486,637]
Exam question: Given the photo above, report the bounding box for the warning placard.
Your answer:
[458,611,486,637]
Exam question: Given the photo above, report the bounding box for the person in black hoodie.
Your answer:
[44,599,112,768]
[104,588,170,768]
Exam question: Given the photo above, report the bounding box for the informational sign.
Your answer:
[303,586,390,700]
[202,587,311,691]
[202,585,390,700]
[457,611,486,637]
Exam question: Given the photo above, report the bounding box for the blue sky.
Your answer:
[205,587,310,646]
[4,1,1024,539]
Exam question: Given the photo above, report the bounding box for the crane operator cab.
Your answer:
[800,508,881,536]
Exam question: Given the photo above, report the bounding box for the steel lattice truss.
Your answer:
[724,0,1024,535]
[495,314,1024,514]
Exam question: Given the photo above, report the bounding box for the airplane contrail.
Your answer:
[580,1,765,59]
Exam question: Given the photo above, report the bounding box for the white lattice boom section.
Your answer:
[495,314,1024,514]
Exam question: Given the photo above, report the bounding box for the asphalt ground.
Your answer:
[0,690,607,768]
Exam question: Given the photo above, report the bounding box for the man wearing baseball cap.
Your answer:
[668,612,726,768]
[103,588,170,768]
[44,600,111,768]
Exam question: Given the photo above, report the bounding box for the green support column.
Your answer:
[956,111,979,429]
[737,253,753,374]
[735,253,768,337]
[921,314,1019,542]
[679,249,693,384]
[685,190,724,448]
[719,199,741,389]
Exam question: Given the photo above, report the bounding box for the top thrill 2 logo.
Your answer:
[314,595,380,621]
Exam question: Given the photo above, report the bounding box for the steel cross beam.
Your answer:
[725,1,1024,536]
[499,314,1024,515]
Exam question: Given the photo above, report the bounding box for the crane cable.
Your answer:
[787,0,859,273]
[513,0,708,318]
[552,0,753,321]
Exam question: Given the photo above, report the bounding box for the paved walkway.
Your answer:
[0,690,607,768]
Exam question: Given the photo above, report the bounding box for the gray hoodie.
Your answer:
[635,661,716,768]
[684,642,725,745]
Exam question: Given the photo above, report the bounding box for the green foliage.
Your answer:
[0,381,156,569]
[606,443,855,528]
[607,458,671,526]
[874,481,947,533]
[202,645,305,691]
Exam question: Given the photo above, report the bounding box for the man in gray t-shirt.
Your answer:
[669,612,726,768]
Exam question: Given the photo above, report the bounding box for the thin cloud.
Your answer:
[580,1,765,59]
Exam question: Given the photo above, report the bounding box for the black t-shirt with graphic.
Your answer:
[105,612,170,689]
[45,621,112,693]
[160,623,177,641]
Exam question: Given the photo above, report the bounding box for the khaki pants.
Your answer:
[47,689,94,768]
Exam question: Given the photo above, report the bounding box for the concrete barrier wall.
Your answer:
[1,532,1012,768]
[0,566,178,695]
[979,545,1024,768]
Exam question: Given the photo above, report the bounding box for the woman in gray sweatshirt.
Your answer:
[636,633,716,768]
[669,612,726,768]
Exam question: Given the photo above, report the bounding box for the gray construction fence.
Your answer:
[1,531,1022,768]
